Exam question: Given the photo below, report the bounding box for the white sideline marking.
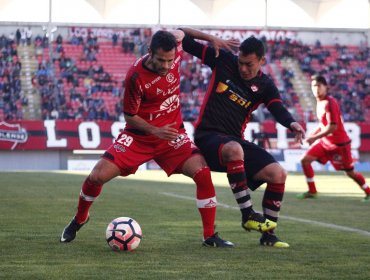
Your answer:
[160,192,370,237]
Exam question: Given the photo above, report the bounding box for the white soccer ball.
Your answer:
[106,217,142,251]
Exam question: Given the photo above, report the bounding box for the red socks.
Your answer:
[263,183,285,222]
[193,167,216,239]
[302,163,317,193]
[75,177,103,224]
[352,172,370,195]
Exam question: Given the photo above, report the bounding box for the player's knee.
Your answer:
[301,156,311,165]
[273,167,287,183]
[88,173,105,186]
[267,164,287,183]
[222,141,244,161]
[345,170,355,178]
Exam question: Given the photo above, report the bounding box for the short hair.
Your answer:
[239,36,265,58]
[311,74,328,86]
[149,30,177,54]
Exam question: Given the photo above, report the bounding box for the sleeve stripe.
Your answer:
[201,45,208,64]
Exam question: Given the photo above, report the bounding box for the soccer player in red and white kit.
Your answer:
[297,75,370,202]
[60,30,234,247]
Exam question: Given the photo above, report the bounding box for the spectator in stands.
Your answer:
[25,27,32,46]
[111,81,121,97]
[15,29,21,45]
[8,32,15,45]
[297,75,370,202]
[112,32,118,47]
[20,28,26,46]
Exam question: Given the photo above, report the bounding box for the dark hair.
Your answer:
[239,36,265,58]
[311,74,327,86]
[149,30,177,54]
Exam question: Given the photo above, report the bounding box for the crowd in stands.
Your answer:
[34,30,121,121]
[267,37,369,122]
[0,27,368,124]
[0,30,26,121]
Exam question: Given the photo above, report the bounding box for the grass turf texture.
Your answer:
[0,171,369,280]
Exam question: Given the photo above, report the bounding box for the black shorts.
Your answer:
[195,132,277,190]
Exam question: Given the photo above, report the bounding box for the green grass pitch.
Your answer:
[0,171,369,279]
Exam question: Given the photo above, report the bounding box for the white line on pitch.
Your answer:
[160,192,370,237]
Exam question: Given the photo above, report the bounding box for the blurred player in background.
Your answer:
[179,27,305,248]
[297,75,370,202]
[60,30,235,247]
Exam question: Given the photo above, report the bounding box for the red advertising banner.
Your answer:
[0,120,125,150]
[0,120,369,151]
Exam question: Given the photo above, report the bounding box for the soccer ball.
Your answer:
[106,217,142,251]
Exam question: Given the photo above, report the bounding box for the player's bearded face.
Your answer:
[150,48,176,76]
[238,53,265,80]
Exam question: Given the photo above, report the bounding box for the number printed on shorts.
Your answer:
[116,134,133,147]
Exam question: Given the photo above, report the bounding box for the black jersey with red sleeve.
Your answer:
[182,34,296,139]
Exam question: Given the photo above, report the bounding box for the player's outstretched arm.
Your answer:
[305,124,336,145]
[180,27,239,57]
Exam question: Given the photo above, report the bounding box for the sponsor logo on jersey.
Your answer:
[171,55,181,69]
[156,84,180,96]
[145,76,161,89]
[229,93,252,109]
[114,144,126,153]
[149,95,180,120]
[215,82,228,94]
[0,121,28,150]
[169,133,190,149]
[217,80,252,109]
[159,95,179,111]
[156,88,164,95]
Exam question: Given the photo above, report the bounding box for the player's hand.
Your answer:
[290,122,305,144]
[210,37,240,57]
[305,135,317,146]
[152,122,178,141]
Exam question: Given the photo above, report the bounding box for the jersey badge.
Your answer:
[166,73,175,83]
[251,84,259,92]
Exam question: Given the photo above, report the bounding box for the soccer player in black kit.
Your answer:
[179,28,305,248]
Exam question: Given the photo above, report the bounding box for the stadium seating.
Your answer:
[1,28,368,124]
